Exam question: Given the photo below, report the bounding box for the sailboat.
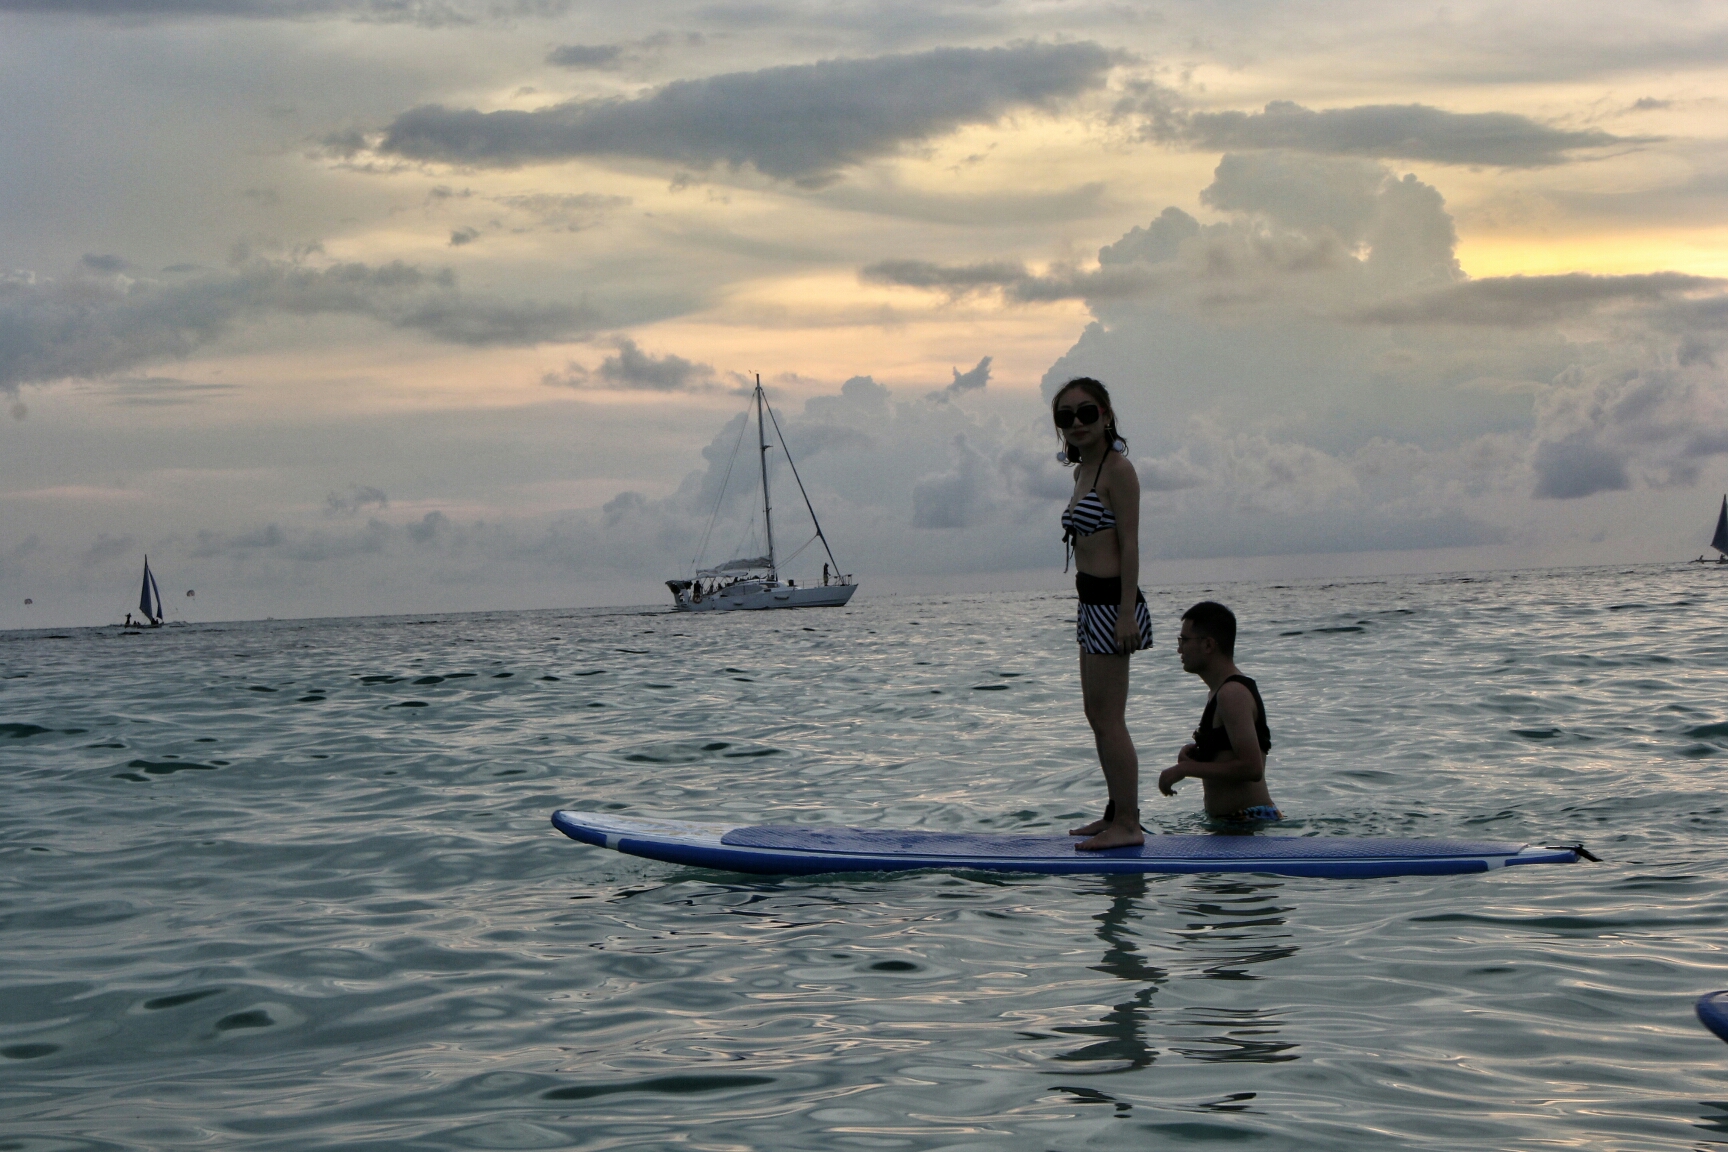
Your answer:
[666,376,858,611]
[1695,495,1728,564]
[136,557,165,626]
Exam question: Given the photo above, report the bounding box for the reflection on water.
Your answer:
[1053,874,1301,1075]
[1055,875,1164,1070]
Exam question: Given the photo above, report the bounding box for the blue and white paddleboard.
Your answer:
[551,810,1584,879]
[1698,992,1728,1044]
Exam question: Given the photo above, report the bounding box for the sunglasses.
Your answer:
[1053,402,1102,429]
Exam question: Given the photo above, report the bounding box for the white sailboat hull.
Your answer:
[671,581,858,612]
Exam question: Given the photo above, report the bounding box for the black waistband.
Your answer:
[1075,573,1145,606]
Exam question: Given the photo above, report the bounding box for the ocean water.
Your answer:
[4,563,1728,1150]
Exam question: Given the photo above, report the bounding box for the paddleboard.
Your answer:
[1699,991,1728,1044]
[551,810,1585,878]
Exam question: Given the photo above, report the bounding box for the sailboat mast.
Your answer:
[756,375,777,575]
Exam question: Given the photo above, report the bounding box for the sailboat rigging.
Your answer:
[666,375,857,611]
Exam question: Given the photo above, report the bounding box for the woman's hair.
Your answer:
[1052,376,1126,465]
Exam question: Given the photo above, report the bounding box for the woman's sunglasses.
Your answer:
[1054,402,1102,429]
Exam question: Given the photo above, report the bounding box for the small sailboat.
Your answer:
[666,376,858,611]
[135,557,165,626]
[1696,495,1728,564]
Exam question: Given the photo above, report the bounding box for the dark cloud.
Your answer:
[188,520,391,561]
[860,258,1027,293]
[1141,99,1645,168]
[0,257,599,392]
[83,376,240,407]
[1531,434,1630,499]
[860,256,1158,303]
[326,485,389,516]
[547,43,622,69]
[448,226,479,246]
[377,41,1116,184]
[493,191,631,231]
[929,355,990,401]
[596,337,714,391]
[1098,207,1199,266]
[911,435,998,529]
[1528,366,1728,499]
[78,533,134,567]
[1352,272,1726,327]
[406,511,449,543]
[0,0,574,26]
[80,254,129,272]
[810,180,1108,227]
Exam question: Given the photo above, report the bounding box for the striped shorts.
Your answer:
[1075,573,1154,656]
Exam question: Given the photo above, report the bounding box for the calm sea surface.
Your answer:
[4,564,1728,1150]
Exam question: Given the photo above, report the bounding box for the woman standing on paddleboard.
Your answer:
[1054,377,1154,851]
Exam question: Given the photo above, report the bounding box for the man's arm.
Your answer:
[1157,684,1265,794]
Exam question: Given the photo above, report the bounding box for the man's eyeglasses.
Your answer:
[1054,402,1102,429]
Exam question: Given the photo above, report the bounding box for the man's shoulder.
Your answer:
[1216,676,1258,706]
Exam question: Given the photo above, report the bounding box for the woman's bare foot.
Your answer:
[1069,801,1115,837]
[1077,818,1143,851]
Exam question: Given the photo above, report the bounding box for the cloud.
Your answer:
[376,41,1116,183]
[1134,97,1646,168]
[1527,365,1728,498]
[0,257,600,392]
[928,355,990,401]
[810,180,1108,226]
[1531,434,1630,499]
[1352,272,1726,327]
[406,510,449,543]
[911,434,998,528]
[0,0,575,27]
[595,337,715,391]
[78,533,134,567]
[492,191,631,231]
[547,43,622,69]
[325,485,389,516]
[448,226,479,246]
[188,519,392,561]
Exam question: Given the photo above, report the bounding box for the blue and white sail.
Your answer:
[1713,495,1728,557]
[138,558,164,623]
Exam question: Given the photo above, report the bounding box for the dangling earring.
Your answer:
[1056,445,1070,465]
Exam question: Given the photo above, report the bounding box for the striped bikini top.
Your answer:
[1061,447,1116,540]
[1061,490,1115,538]
[1061,447,1115,572]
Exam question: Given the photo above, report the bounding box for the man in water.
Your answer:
[1157,601,1280,822]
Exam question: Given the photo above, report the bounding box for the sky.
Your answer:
[3,0,1727,626]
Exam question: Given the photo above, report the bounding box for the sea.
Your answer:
[3,563,1728,1151]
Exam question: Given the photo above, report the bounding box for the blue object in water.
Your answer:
[550,810,1585,878]
[1699,992,1728,1043]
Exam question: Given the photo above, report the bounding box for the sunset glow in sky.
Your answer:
[4,1,1727,624]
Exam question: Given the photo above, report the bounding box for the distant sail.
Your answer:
[139,558,163,621]
[1714,495,1728,556]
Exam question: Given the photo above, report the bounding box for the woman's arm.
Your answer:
[1109,456,1142,649]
